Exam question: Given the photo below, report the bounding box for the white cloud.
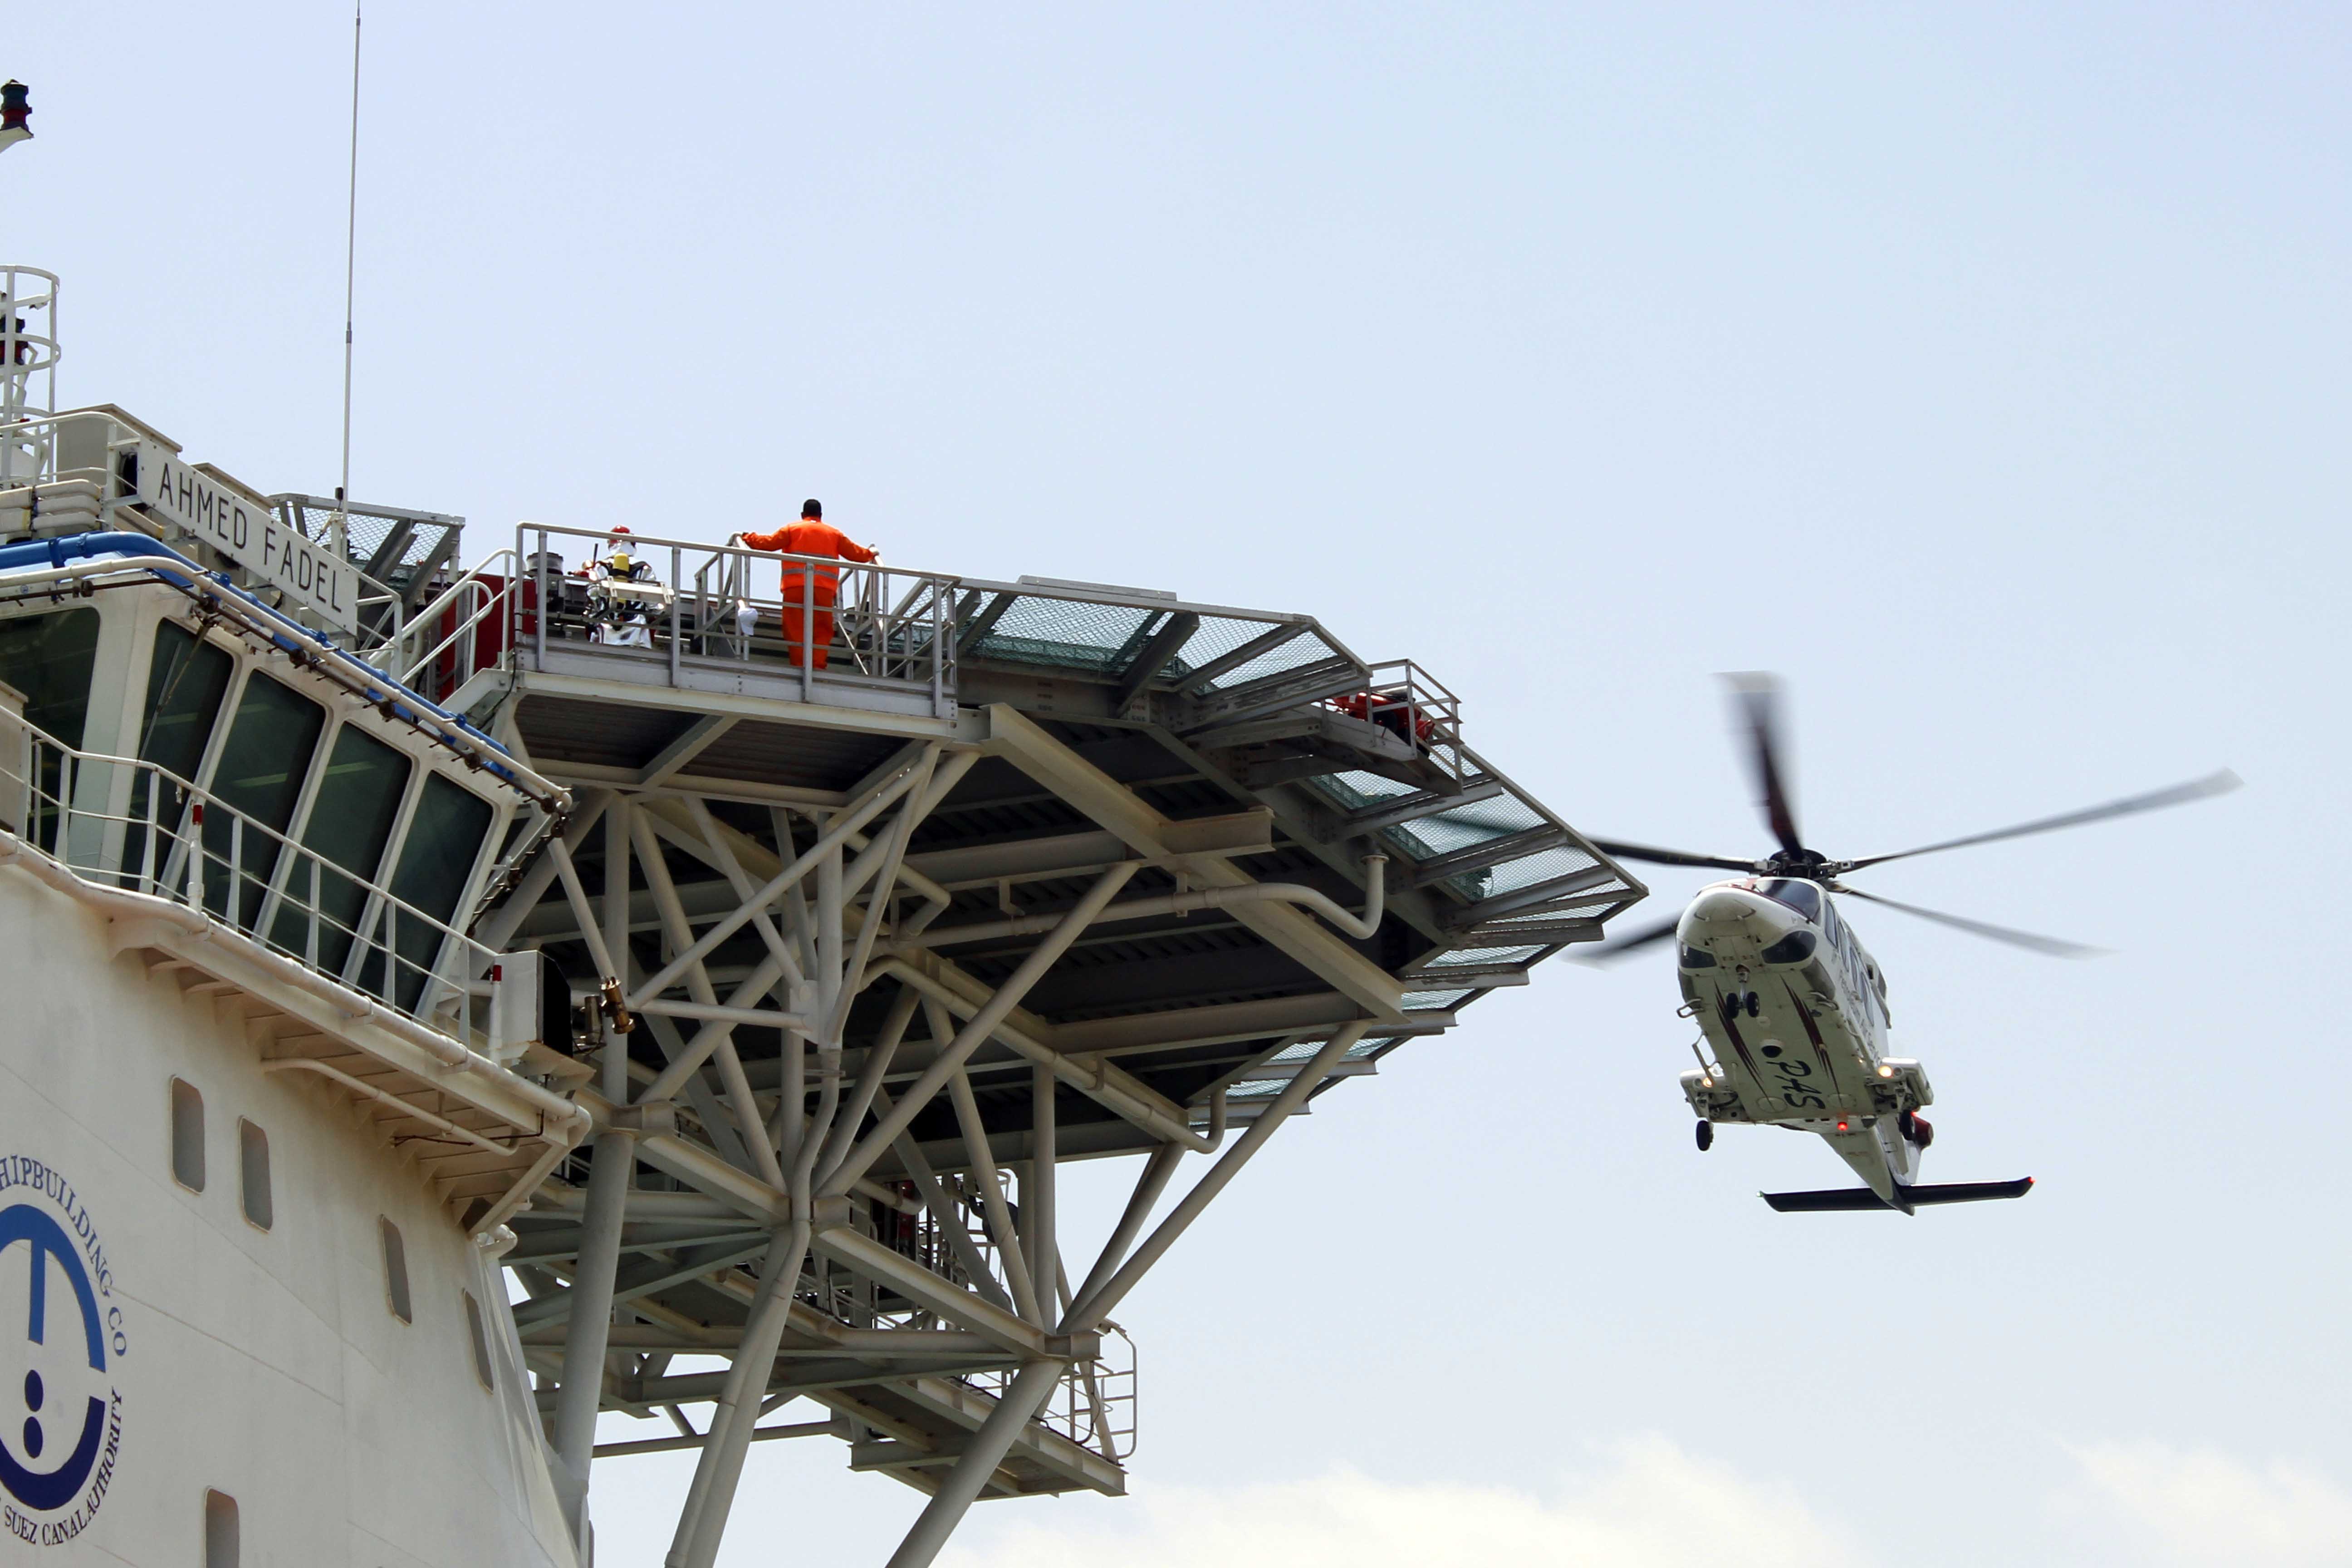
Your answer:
[2056,1442,2352,1568]
[943,1437,1863,1568]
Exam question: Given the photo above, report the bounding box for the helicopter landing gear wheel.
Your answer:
[1695,1119,1715,1152]
[1745,991,1761,1017]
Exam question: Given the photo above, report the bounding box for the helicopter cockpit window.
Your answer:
[1757,879,1821,921]
[1678,945,1717,969]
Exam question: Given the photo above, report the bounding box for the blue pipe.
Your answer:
[0,531,525,779]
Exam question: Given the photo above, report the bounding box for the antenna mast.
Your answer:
[337,3,363,550]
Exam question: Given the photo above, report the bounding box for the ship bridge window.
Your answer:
[203,674,326,931]
[0,607,101,746]
[0,608,102,848]
[127,622,235,883]
[272,724,412,977]
[376,774,494,1011]
[1758,878,1822,921]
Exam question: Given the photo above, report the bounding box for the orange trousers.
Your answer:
[781,578,839,669]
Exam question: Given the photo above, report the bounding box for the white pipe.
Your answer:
[905,854,1388,948]
[635,997,813,1032]
[0,552,567,806]
[260,1058,515,1156]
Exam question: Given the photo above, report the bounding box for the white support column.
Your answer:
[811,984,921,1179]
[880,1359,1065,1568]
[948,1063,1040,1325]
[665,1221,813,1568]
[1068,1141,1187,1311]
[551,1122,636,1542]
[1029,1060,1057,1310]
[1064,1024,1367,1333]
[820,862,1139,1198]
[633,808,787,1188]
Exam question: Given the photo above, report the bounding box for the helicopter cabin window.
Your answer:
[377,773,495,1011]
[126,621,236,883]
[272,724,412,977]
[1759,878,1821,921]
[203,674,328,932]
[0,608,102,850]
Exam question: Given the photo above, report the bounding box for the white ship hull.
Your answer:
[0,865,579,1565]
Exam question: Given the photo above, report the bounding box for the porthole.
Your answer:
[237,1120,272,1231]
[379,1217,412,1324]
[462,1289,495,1391]
[203,1489,239,1567]
[170,1078,206,1192]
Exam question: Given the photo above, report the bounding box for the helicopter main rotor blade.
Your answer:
[1575,915,1684,964]
[1587,838,1758,873]
[1834,887,2104,958]
[1724,672,1806,858]
[1839,769,2241,873]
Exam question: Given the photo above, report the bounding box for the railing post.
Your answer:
[56,750,72,866]
[384,905,399,1003]
[931,579,947,718]
[799,561,813,701]
[141,782,158,897]
[305,857,321,969]
[185,804,204,908]
[668,544,682,686]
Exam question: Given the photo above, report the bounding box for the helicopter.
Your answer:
[1584,674,2238,1215]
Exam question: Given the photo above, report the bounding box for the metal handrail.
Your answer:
[390,548,516,683]
[0,718,513,1053]
[823,1169,1137,1462]
[513,522,961,705]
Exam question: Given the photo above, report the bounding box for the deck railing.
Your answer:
[801,1170,1137,1463]
[510,523,961,714]
[0,712,518,1055]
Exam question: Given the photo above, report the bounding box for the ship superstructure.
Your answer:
[0,270,1643,1566]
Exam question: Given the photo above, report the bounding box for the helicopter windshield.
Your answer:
[1757,878,1822,921]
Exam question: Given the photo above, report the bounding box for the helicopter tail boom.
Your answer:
[1762,1177,2034,1214]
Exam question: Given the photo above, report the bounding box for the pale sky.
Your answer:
[14,5,2350,1565]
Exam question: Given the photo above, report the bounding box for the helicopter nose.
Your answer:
[1688,887,1769,925]
[1681,887,1803,958]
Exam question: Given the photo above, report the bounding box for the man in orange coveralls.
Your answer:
[730,500,879,670]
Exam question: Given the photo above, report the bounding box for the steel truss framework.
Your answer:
[460,555,1643,1568]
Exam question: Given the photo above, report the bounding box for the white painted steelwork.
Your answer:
[0,367,1646,1566]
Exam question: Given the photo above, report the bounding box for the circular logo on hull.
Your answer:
[0,1155,125,1547]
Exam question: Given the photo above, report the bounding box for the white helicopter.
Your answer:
[1587,675,2238,1215]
